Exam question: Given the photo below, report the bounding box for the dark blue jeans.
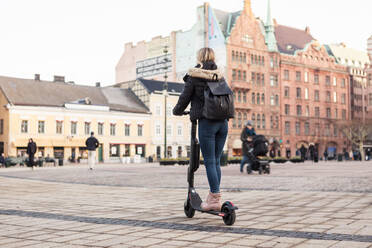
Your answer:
[240,155,252,172]
[198,119,228,193]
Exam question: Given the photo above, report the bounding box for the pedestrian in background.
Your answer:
[323,149,328,161]
[240,120,256,174]
[26,138,37,169]
[85,132,99,170]
[0,153,5,167]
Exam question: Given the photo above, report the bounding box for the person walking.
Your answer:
[85,132,99,170]
[173,47,232,212]
[323,149,328,161]
[240,121,256,174]
[26,138,37,169]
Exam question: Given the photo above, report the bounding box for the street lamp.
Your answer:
[163,45,169,158]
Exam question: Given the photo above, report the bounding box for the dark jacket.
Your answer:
[172,61,224,120]
[86,136,99,151]
[27,142,37,155]
[241,127,256,156]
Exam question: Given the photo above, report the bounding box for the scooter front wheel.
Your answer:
[222,201,236,225]
[184,199,195,218]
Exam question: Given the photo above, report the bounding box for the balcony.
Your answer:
[230,81,251,90]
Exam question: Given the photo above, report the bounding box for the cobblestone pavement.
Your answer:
[0,161,371,247]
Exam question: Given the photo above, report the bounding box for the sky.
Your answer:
[0,0,371,86]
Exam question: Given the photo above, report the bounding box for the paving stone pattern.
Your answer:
[0,161,371,247]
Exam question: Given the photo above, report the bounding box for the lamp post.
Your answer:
[163,45,169,158]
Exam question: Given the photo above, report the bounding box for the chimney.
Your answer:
[95,82,101,87]
[34,74,40,81]
[54,75,65,83]
[305,26,310,34]
[273,18,278,26]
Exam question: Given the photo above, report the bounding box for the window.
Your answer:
[261,74,265,86]
[156,123,161,136]
[314,74,319,84]
[37,121,45,133]
[270,57,274,68]
[285,104,290,115]
[233,117,236,128]
[238,70,241,80]
[270,75,278,86]
[285,121,290,134]
[243,71,246,81]
[341,94,346,104]
[110,144,120,157]
[315,107,320,117]
[243,113,247,122]
[270,116,274,129]
[325,124,330,136]
[232,51,235,61]
[257,93,260,104]
[21,120,28,133]
[252,93,255,104]
[341,78,346,88]
[296,71,301,81]
[166,105,172,116]
[369,93,372,106]
[257,114,261,129]
[56,121,63,134]
[284,87,290,97]
[238,113,242,128]
[304,72,308,82]
[335,109,338,119]
[262,114,265,129]
[297,105,302,116]
[284,70,289,80]
[251,72,255,84]
[314,90,319,101]
[166,124,172,136]
[275,116,279,129]
[326,108,331,118]
[305,106,310,116]
[137,124,143,136]
[326,75,331,85]
[232,69,236,80]
[238,90,241,102]
[0,119,3,135]
[155,105,161,115]
[124,144,130,156]
[275,95,279,106]
[98,123,104,135]
[257,73,260,86]
[261,93,265,105]
[71,122,77,135]
[296,88,301,99]
[305,122,310,135]
[84,122,90,135]
[342,109,346,120]
[110,123,116,136]
[333,77,337,86]
[243,92,247,103]
[270,95,275,105]
[305,88,309,99]
[296,122,300,135]
[177,124,183,136]
[252,114,255,127]
[334,125,338,137]
[333,92,337,103]
[243,53,246,63]
[326,91,331,102]
[251,54,254,64]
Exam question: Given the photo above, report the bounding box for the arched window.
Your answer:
[238,90,241,102]
[240,52,243,62]
[261,93,265,105]
[257,114,261,129]
[238,112,242,128]
[243,53,247,63]
[243,113,247,122]
[262,114,266,129]
[255,55,257,64]
[243,92,247,103]
[232,51,235,61]
[252,93,255,104]
[270,116,273,129]
[252,113,256,127]
[257,93,260,104]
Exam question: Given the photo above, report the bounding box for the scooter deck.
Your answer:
[189,190,226,216]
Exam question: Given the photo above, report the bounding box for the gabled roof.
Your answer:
[274,25,314,55]
[138,78,184,94]
[0,76,107,107]
[212,8,241,37]
[101,87,149,114]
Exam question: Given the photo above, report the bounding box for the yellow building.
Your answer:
[0,75,151,162]
[117,78,191,159]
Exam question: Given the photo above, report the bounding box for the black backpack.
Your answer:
[202,78,235,120]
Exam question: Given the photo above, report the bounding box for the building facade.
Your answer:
[0,75,151,162]
[116,78,191,159]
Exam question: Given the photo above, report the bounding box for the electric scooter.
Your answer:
[183,112,237,225]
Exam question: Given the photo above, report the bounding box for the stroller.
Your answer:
[246,135,270,174]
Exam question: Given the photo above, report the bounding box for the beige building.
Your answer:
[117,78,191,159]
[0,75,151,162]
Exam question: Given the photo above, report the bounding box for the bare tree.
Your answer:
[339,120,372,161]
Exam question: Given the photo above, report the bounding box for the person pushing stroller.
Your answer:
[240,120,256,174]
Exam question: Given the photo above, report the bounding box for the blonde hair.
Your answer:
[197,47,215,64]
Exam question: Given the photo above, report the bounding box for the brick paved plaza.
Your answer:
[0,161,371,247]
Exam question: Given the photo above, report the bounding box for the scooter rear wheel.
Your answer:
[222,202,236,225]
[184,199,195,218]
